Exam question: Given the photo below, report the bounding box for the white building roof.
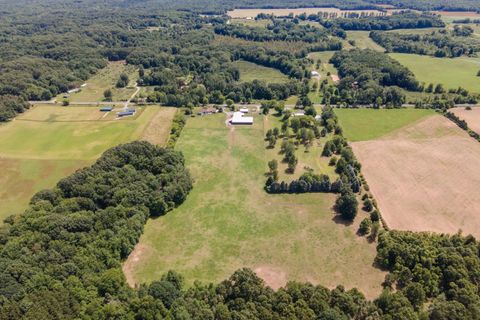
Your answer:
[239,108,249,113]
[231,111,253,124]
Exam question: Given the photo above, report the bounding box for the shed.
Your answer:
[239,108,249,113]
[100,106,114,112]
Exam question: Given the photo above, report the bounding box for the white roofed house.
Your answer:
[230,111,253,125]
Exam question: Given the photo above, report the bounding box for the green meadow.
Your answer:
[390,53,480,93]
[126,113,385,299]
[335,108,435,142]
[346,31,385,52]
[0,105,163,222]
[234,60,290,83]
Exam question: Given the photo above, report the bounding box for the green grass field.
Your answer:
[234,60,290,83]
[125,113,385,298]
[390,53,480,93]
[64,61,139,102]
[346,31,385,52]
[335,108,436,142]
[0,105,172,222]
[230,18,271,28]
[307,51,339,103]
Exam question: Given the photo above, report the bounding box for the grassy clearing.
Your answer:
[307,51,339,103]
[234,60,289,84]
[390,53,480,93]
[125,113,385,298]
[335,108,436,142]
[385,27,443,35]
[265,115,337,181]
[0,105,176,222]
[64,61,139,102]
[346,31,385,51]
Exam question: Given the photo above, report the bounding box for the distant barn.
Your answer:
[100,106,113,112]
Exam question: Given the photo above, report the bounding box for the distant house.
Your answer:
[239,108,249,113]
[293,111,305,117]
[315,115,322,121]
[198,107,217,116]
[230,111,253,125]
[100,106,114,112]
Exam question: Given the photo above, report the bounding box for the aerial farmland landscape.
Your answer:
[2,0,480,319]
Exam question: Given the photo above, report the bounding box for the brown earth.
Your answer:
[141,107,177,146]
[352,115,480,238]
[451,107,480,135]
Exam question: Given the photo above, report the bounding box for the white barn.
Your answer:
[230,111,253,125]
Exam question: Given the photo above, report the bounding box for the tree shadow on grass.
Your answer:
[331,214,354,227]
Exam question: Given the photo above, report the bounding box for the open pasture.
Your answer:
[65,61,139,102]
[451,107,480,134]
[390,53,480,93]
[335,108,435,142]
[0,105,173,222]
[234,60,289,83]
[351,114,480,237]
[123,113,385,299]
[347,31,385,51]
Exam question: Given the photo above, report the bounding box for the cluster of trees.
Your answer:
[0,95,30,122]
[0,141,193,318]
[375,231,480,319]
[370,28,480,57]
[116,73,130,88]
[330,49,417,106]
[310,11,445,31]
[214,18,340,44]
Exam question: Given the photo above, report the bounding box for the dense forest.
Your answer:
[371,27,480,57]
[329,49,418,106]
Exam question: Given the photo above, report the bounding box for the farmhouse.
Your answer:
[230,111,253,125]
[198,107,217,116]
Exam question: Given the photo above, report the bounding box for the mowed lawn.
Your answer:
[335,108,436,142]
[346,31,385,52]
[234,60,290,83]
[390,53,480,93]
[65,61,139,102]
[0,105,173,222]
[124,114,386,299]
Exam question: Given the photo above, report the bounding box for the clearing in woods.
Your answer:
[350,113,480,238]
[450,107,480,135]
[227,8,387,19]
[346,31,385,51]
[233,60,290,84]
[335,108,435,142]
[64,61,139,102]
[123,113,385,299]
[390,53,480,93]
[0,104,172,223]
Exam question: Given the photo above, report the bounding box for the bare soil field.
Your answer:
[450,107,480,134]
[352,115,480,237]
[227,8,387,19]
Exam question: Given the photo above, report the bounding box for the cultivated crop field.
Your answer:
[124,113,386,298]
[0,104,174,222]
[65,61,139,102]
[390,53,480,93]
[234,60,289,83]
[339,109,480,238]
[450,107,480,134]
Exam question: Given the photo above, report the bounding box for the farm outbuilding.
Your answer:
[198,107,217,116]
[100,106,114,112]
[239,108,249,113]
[117,108,136,117]
[230,111,253,125]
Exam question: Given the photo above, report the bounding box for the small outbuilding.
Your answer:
[100,106,114,112]
[311,71,320,77]
[117,108,136,117]
[198,107,217,116]
[239,108,249,113]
